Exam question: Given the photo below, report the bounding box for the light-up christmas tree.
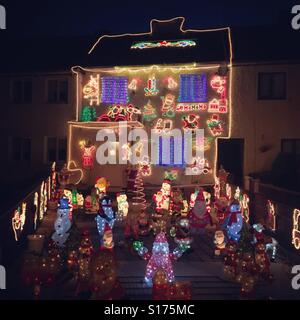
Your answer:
[80,106,97,122]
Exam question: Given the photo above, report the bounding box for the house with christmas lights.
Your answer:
[67,17,232,188]
[0,19,300,194]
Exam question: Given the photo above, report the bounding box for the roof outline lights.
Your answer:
[88,16,231,56]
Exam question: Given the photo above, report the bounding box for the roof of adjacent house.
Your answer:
[0,17,299,73]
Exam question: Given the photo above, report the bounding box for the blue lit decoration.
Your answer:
[51,196,72,247]
[96,195,116,247]
[178,74,207,103]
[101,77,129,104]
[223,200,243,242]
[158,136,185,167]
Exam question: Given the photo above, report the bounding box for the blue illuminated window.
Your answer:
[158,136,185,167]
[178,74,207,102]
[101,77,128,104]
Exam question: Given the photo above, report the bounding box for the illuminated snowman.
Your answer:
[52,197,72,247]
[223,199,243,242]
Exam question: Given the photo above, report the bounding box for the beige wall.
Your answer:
[231,63,300,176]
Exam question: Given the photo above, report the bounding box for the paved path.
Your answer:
[4,208,299,300]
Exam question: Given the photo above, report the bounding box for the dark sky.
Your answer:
[2,0,298,36]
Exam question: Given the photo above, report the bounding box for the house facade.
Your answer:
[0,19,299,192]
[67,18,232,188]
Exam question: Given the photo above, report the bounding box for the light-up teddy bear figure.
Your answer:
[52,196,72,247]
[134,232,187,287]
[223,199,243,242]
[96,195,116,248]
[116,193,129,221]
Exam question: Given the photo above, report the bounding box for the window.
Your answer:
[158,136,185,167]
[281,139,300,155]
[12,80,32,103]
[11,138,31,161]
[101,76,128,104]
[47,79,68,103]
[46,137,67,163]
[258,72,286,100]
[178,74,207,103]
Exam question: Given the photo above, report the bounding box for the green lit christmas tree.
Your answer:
[80,106,97,122]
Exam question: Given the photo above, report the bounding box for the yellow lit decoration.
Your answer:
[292,209,300,250]
[226,183,232,200]
[214,177,220,199]
[161,94,175,117]
[12,203,27,242]
[34,192,39,230]
[266,200,276,231]
[121,143,132,161]
[39,182,45,221]
[167,77,178,89]
[234,186,241,200]
[128,79,138,91]
[241,194,250,223]
[154,118,173,134]
[83,75,100,106]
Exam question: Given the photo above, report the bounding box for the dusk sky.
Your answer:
[3,0,297,36]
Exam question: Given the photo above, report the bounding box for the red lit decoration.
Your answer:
[182,114,199,132]
[208,98,228,113]
[210,75,227,98]
[207,114,223,136]
[81,143,96,169]
[176,103,207,112]
[97,104,141,122]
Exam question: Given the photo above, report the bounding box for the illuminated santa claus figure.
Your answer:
[144,232,175,286]
[153,179,172,213]
[190,190,211,229]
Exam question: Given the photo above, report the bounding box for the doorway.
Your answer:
[217,139,244,186]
